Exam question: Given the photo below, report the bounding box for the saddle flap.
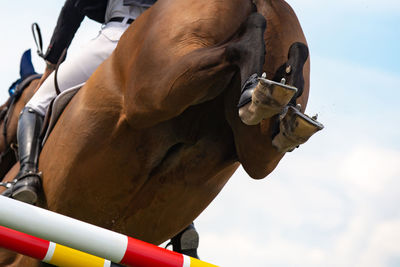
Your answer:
[41,83,84,146]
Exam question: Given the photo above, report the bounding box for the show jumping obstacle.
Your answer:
[0,225,123,267]
[0,196,217,267]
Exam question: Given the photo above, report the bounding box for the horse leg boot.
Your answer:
[1,107,43,204]
[170,223,200,259]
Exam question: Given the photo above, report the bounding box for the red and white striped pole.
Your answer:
[0,196,218,267]
[0,225,123,267]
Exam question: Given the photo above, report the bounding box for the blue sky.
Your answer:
[1,1,400,267]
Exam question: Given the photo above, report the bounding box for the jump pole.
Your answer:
[0,225,123,267]
[0,196,218,267]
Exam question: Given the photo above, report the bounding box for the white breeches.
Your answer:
[26,22,129,116]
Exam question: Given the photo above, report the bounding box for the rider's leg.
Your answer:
[1,23,126,203]
[27,24,125,116]
[1,107,43,203]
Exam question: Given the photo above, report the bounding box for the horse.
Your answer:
[0,0,323,266]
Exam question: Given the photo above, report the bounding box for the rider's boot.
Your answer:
[272,105,324,153]
[171,223,200,259]
[1,107,43,204]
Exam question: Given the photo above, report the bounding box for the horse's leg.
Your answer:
[272,105,324,153]
[0,249,42,267]
[240,41,323,153]
[123,12,267,129]
[0,249,17,266]
[223,0,325,178]
[229,12,299,118]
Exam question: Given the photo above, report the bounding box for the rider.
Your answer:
[3,0,156,202]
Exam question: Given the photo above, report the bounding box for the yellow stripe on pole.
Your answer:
[190,257,219,267]
[49,243,106,267]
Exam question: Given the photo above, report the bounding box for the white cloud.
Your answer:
[199,230,328,266]
[357,220,400,266]
[197,137,400,266]
[338,144,400,194]
[287,0,400,15]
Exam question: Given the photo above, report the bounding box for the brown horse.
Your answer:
[0,0,322,266]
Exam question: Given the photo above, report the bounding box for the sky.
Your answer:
[1,1,400,267]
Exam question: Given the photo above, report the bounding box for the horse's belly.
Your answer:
[118,142,239,244]
[43,117,237,244]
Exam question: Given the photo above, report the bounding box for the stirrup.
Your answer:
[0,181,15,197]
[272,105,324,153]
[7,171,42,204]
[0,181,14,190]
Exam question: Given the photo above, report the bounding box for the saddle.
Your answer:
[41,83,83,146]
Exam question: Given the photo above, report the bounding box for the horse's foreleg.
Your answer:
[125,13,268,129]
[0,249,41,267]
[267,43,323,153]
[125,46,238,128]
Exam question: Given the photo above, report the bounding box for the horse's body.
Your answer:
[1,0,313,265]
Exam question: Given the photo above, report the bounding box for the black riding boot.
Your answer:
[1,107,43,204]
[171,223,200,259]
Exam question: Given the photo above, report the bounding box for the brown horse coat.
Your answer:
[1,0,310,265]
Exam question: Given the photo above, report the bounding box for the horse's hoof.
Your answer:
[272,106,324,153]
[239,77,297,125]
